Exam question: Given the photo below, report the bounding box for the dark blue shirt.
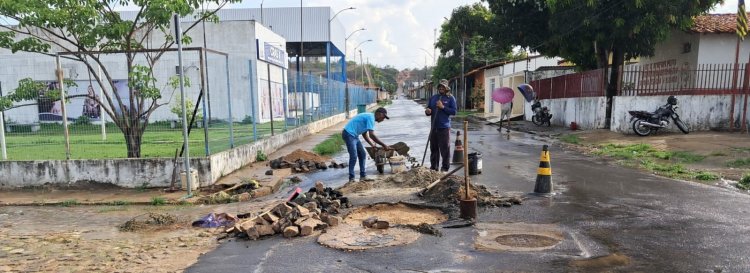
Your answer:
[427,94,457,129]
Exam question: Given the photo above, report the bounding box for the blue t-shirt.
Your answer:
[344,113,376,137]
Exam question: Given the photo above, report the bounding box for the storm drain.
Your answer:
[475,222,564,252]
[494,234,559,248]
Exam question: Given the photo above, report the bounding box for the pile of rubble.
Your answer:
[268,149,347,173]
[225,182,350,239]
[421,178,523,207]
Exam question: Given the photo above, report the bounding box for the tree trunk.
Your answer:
[604,46,625,128]
[124,124,143,158]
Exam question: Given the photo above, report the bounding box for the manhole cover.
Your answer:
[494,234,559,248]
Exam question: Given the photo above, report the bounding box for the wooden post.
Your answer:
[55,54,71,160]
[463,120,469,200]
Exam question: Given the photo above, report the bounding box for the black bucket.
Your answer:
[468,152,482,175]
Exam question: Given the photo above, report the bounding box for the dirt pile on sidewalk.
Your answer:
[269,149,346,173]
[120,213,179,232]
[283,149,330,163]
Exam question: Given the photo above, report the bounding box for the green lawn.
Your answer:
[3,120,289,160]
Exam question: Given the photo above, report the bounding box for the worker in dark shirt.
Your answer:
[424,79,457,172]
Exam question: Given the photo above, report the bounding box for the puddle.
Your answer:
[570,253,631,270]
[495,234,559,248]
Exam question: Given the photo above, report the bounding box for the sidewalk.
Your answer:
[482,117,750,183]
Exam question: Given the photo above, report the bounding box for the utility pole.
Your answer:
[460,36,465,111]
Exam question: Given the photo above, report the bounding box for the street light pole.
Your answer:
[260,0,264,25]
[326,6,356,117]
[344,27,365,118]
[353,39,372,85]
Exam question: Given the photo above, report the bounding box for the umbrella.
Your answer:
[517,83,535,102]
[491,87,515,104]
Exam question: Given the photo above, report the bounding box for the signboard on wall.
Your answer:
[36,80,131,123]
[259,80,285,120]
[257,39,288,69]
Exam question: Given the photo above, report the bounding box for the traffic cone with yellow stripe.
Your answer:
[534,145,553,194]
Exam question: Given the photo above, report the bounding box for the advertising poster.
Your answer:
[37,80,103,122]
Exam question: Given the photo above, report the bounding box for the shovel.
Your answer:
[418,164,464,197]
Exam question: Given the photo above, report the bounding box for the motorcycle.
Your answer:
[628,95,689,136]
[531,100,552,126]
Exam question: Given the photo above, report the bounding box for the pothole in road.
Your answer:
[344,203,448,226]
[317,203,447,251]
[494,234,559,248]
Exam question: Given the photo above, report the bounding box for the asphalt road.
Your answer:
[188,98,750,273]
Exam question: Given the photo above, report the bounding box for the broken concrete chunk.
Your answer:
[246,226,260,240]
[283,226,299,238]
[373,220,390,229]
[253,216,270,226]
[239,220,255,233]
[272,203,293,217]
[303,202,318,211]
[256,224,275,236]
[315,181,325,193]
[238,192,251,202]
[294,204,310,217]
[331,200,341,208]
[326,216,342,227]
[261,212,279,224]
[362,216,378,228]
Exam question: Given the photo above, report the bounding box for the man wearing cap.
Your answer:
[425,79,457,172]
[342,107,392,182]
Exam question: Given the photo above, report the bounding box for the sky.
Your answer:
[225,0,473,70]
[225,0,741,70]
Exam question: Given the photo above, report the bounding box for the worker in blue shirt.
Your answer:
[425,79,457,172]
[342,107,392,182]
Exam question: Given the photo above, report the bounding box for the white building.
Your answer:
[483,56,562,118]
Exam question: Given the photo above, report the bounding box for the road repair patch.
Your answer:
[344,203,447,226]
[475,222,564,252]
[317,224,420,250]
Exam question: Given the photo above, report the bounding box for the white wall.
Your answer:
[640,30,701,67]
[523,96,608,129]
[0,20,289,125]
[611,95,750,134]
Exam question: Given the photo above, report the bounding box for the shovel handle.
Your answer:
[422,164,465,193]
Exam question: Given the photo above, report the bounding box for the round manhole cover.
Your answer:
[494,234,559,248]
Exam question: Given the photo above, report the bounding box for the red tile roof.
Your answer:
[690,13,748,33]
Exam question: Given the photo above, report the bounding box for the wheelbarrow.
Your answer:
[365,141,412,174]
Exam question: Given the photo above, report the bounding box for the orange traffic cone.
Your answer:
[534,145,552,194]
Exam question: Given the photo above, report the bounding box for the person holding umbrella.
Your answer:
[425,79,457,172]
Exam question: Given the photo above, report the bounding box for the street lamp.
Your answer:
[353,39,372,85]
[260,0,264,25]
[344,27,365,118]
[328,7,355,117]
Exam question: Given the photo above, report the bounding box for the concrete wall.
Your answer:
[524,97,608,130]
[0,103,375,188]
[612,95,750,134]
[0,158,209,188]
[209,107,361,183]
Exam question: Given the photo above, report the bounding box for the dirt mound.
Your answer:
[283,149,329,163]
[120,213,179,232]
[344,203,447,226]
[338,167,454,194]
[422,178,523,207]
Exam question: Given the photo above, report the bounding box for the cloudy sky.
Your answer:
[224,0,740,70]
[226,0,473,70]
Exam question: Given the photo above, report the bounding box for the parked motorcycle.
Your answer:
[628,96,689,136]
[531,100,552,126]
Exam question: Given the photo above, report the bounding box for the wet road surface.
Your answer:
[188,99,750,272]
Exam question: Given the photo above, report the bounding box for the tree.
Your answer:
[0,0,239,157]
[433,3,515,82]
[486,0,722,126]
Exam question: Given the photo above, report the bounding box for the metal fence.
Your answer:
[0,54,376,160]
[530,68,606,100]
[619,63,747,96]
